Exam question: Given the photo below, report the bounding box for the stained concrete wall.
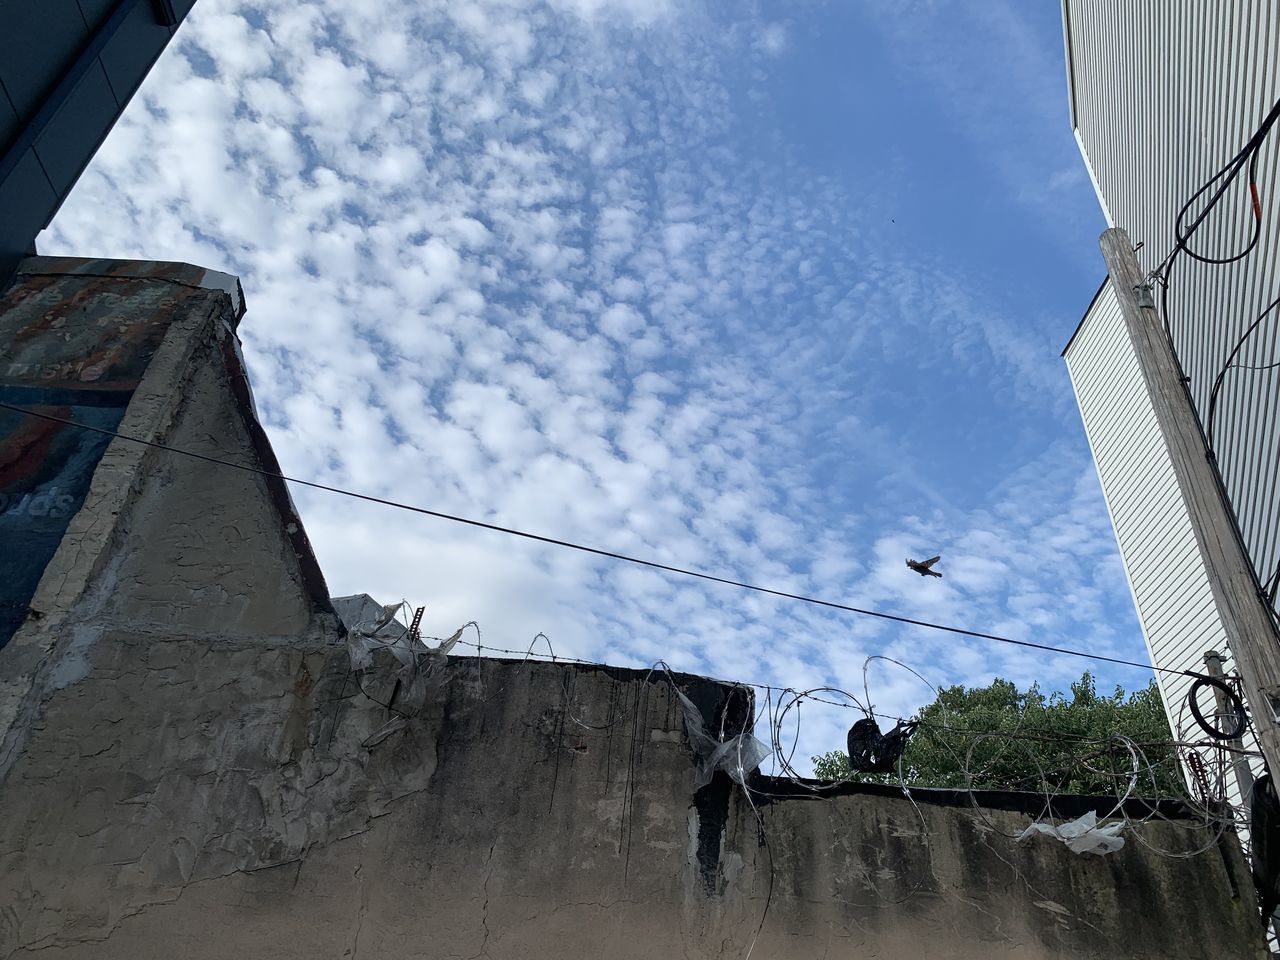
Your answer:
[0,256,337,778]
[0,257,238,647]
[0,649,1266,959]
[0,259,1267,959]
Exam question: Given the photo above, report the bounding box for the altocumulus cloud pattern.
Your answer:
[43,0,1138,768]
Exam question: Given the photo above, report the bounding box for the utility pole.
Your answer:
[1100,227,1280,782]
[1203,649,1254,812]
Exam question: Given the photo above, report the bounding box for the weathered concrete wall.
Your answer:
[0,258,239,647]
[0,256,336,780]
[0,258,1265,959]
[88,317,320,637]
[0,649,1265,959]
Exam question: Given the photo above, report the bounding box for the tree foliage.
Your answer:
[812,672,1183,796]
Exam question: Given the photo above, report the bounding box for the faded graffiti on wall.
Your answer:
[0,272,204,646]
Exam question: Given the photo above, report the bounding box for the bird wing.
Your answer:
[921,555,941,568]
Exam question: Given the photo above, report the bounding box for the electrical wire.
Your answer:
[1205,293,1280,451]
[1153,95,1280,274]
[0,399,1193,679]
[1224,358,1280,373]
[1145,94,1280,635]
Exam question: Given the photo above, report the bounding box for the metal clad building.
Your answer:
[0,0,197,288]
[1062,1,1280,801]
[1065,284,1232,763]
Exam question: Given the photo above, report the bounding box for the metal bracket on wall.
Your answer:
[1267,689,1280,724]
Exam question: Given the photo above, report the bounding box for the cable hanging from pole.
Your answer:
[1145,93,1280,629]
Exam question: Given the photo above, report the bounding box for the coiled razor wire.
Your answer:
[429,630,1246,850]
[340,613,1256,955]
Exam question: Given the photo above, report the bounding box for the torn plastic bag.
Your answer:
[1016,810,1126,855]
[847,717,918,774]
[350,623,469,749]
[346,631,383,671]
[420,625,465,673]
[675,689,771,789]
[346,603,411,671]
[394,626,467,715]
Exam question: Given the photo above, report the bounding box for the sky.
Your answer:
[41,0,1134,768]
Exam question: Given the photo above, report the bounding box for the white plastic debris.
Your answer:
[1017,809,1126,855]
[338,599,468,748]
[343,600,464,678]
[346,602,410,670]
[675,689,771,790]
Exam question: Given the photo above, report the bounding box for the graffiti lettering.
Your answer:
[0,360,108,382]
[0,488,78,519]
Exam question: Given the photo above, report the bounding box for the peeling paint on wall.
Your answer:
[0,270,208,646]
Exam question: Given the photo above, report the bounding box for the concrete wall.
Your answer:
[0,257,249,647]
[0,649,1265,960]
[0,258,1266,959]
[0,256,336,778]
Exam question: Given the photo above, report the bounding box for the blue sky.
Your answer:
[42,0,1136,764]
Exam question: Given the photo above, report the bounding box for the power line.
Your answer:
[1154,94,1280,275]
[0,399,1188,677]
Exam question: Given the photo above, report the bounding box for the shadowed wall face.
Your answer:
[0,267,212,646]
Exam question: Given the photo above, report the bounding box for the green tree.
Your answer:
[812,672,1184,796]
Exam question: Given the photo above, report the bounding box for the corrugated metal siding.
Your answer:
[1065,2,1280,619]
[1065,285,1263,805]
[1065,287,1219,701]
[1063,2,1280,809]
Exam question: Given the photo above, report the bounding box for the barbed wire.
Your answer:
[338,610,1253,954]
[404,621,1246,846]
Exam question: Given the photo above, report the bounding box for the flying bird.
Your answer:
[906,555,942,578]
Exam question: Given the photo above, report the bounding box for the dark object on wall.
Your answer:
[847,717,919,774]
[1251,774,1280,928]
[0,0,198,289]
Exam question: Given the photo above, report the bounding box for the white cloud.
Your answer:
[40,0,1144,777]
[755,22,788,57]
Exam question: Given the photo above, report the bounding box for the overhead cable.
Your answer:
[1156,94,1280,273]
[1149,92,1280,630]
[0,399,1184,677]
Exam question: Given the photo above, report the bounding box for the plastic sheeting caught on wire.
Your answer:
[442,634,1239,866]
[769,656,1241,862]
[674,687,771,789]
[1018,810,1126,855]
[343,601,473,747]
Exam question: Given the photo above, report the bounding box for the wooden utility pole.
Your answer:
[1100,227,1280,781]
[1204,649,1254,811]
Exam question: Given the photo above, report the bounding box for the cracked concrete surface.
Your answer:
[0,656,1267,959]
[0,260,1268,958]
